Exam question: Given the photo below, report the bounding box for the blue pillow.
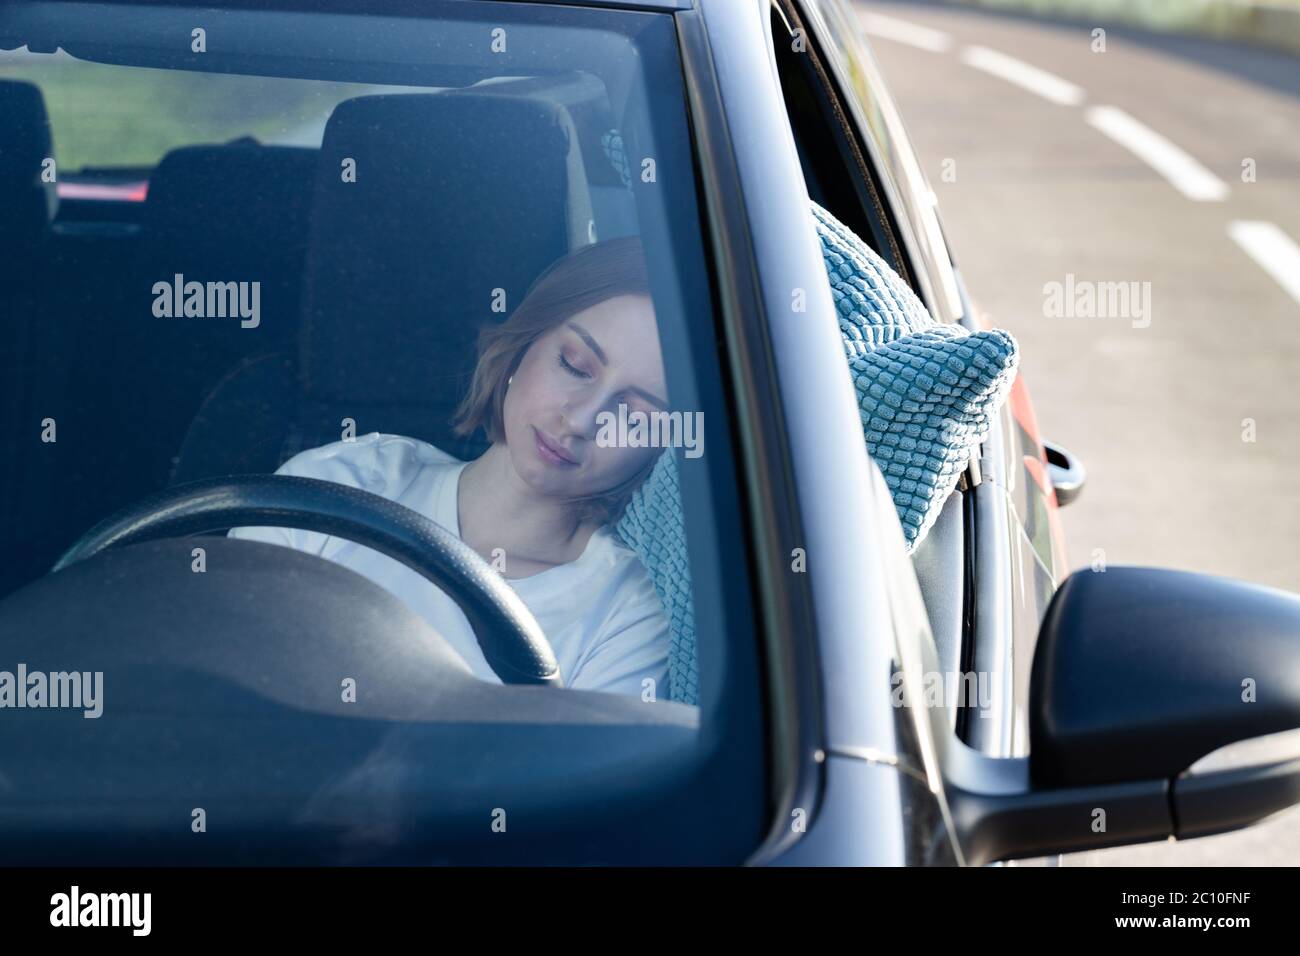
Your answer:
[614,201,1019,706]
[812,200,1019,549]
[848,322,1018,544]
[612,448,697,705]
[816,201,934,352]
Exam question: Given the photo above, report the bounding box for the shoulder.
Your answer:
[591,531,668,624]
[565,532,672,696]
[275,432,462,497]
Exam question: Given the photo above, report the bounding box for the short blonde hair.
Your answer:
[451,237,661,526]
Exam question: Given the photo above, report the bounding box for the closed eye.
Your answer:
[558,351,591,379]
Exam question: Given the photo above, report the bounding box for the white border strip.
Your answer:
[960,45,1085,106]
[859,12,953,53]
[1086,105,1229,202]
[1229,220,1300,306]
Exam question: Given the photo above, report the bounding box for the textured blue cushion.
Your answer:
[849,322,1018,542]
[813,200,1019,547]
[612,200,1019,706]
[816,201,933,352]
[611,448,697,705]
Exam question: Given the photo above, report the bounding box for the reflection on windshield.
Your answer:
[0,4,716,707]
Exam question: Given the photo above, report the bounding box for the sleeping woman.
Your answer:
[230,237,671,697]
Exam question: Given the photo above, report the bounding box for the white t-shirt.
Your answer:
[228,432,669,698]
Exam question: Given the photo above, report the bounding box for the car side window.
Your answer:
[783,0,964,322]
[767,0,914,287]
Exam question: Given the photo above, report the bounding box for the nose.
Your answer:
[561,389,622,441]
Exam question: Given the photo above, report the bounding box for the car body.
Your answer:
[1,0,1298,867]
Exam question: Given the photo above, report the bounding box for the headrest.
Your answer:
[299,91,575,422]
[0,79,57,243]
[144,141,316,251]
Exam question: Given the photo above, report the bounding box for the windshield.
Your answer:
[0,0,750,706]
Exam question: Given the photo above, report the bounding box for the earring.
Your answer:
[507,375,514,388]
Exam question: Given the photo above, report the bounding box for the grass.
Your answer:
[0,51,374,172]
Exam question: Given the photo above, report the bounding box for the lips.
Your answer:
[534,427,579,466]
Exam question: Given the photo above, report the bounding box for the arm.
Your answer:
[226,432,432,555]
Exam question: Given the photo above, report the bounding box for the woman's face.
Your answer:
[501,293,668,505]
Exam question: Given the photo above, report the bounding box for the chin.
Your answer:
[509,443,569,494]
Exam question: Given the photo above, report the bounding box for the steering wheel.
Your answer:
[51,475,562,687]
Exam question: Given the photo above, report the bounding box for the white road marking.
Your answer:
[1228,220,1300,307]
[960,45,1085,106]
[1085,105,1229,201]
[859,12,953,52]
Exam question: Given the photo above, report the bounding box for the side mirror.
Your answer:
[1042,439,1085,507]
[941,567,1300,864]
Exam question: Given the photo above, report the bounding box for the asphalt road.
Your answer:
[852,0,1300,866]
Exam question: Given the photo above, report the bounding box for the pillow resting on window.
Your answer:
[812,200,1019,549]
[610,199,1018,707]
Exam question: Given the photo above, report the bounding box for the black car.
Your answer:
[1,0,1298,866]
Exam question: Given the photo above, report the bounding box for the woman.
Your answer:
[230,237,671,698]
